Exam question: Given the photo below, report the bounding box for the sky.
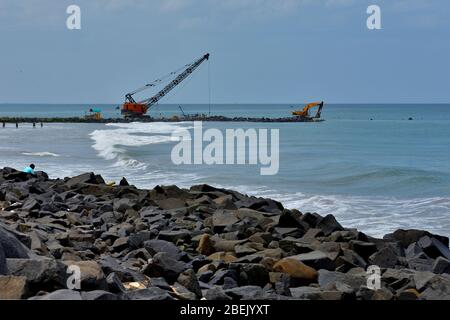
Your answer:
[0,0,449,104]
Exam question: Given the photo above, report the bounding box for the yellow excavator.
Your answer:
[292,101,324,121]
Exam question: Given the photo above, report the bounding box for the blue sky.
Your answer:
[0,0,449,104]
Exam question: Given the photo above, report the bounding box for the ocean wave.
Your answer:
[90,122,192,169]
[22,152,60,157]
[211,184,450,238]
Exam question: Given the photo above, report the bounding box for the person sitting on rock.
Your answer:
[23,163,36,175]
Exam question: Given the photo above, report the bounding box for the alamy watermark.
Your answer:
[366,265,381,290]
[367,5,382,30]
[171,121,279,175]
[66,5,81,30]
[66,265,81,290]
[65,5,381,31]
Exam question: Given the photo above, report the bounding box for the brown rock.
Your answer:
[196,234,215,256]
[0,276,27,299]
[207,252,237,263]
[273,258,318,281]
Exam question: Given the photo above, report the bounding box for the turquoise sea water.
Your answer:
[1,103,449,237]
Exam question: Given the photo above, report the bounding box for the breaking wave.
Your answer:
[22,152,60,157]
[214,183,450,238]
[89,122,192,170]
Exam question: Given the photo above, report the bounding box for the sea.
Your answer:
[1,103,450,238]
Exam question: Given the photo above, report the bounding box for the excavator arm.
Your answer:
[292,101,324,119]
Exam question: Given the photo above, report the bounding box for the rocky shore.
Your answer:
[1,167,449,300]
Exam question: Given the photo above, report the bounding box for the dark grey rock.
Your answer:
[204,286,232,300]
[0,225,33,259]
[278,209,308,231]
[29,289,82,300]
[158,230,190,243]
[368,246,398,268]
[222,276,238,289]
[224,286,265,300]
[418,236,450,260]
[81,290,118,300]
[177,269,202,297]
[112,237,129,252]
[290,250,335,271]
[413,271,436,291]
[66,172,99,188]
[384,229,449,248]
[405,242,423,259]
[407,255,434,272]
[349,240,377,261]
[127,231,151,250]
[335,249,367,271]
[106,272,126,293]
[419,275,450,300]
[209,269,237,286]
[144,239,182,260]
[432,257,450,274]
[22,198,40,211]
[238,263,269,287]
[0,246,6,275]
[119,177,129,186]
[113,198,136,213]
[7,258,64,293]
[144,252,188,283]
[318,269,366,292]
[149,277,171,290]
[316,214,344,236]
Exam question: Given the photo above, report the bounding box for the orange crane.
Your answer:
[121,53,210,118]
[292,101,324,120]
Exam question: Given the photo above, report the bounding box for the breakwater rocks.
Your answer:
[0,115,321,124]
[1,167,449,300]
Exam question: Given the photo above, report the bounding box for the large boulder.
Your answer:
[368,246,399,269]
[419,275,450,300]
[318,269,367,293]
[66,172,97,188]
[6,258,65,293]
[417,236,450,260]
[62,260,107,291]
[289,251,335,271]
[0,225,33,260]
[432,257,450,274]
[144,252,189,283]
[273,258,318,283]
[316,215,344,236]
[144,239,182,260]
[384,229,449,248]
[29,289,82,300]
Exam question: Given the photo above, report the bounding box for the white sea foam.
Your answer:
[22,152,60,157]
[212,183,450,238]
[90,122,192,169]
